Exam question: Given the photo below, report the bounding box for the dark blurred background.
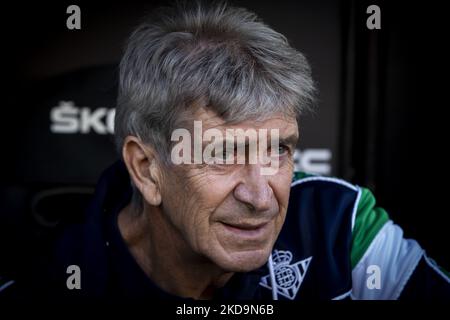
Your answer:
[1,0,449,280]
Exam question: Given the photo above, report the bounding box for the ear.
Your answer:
[122,136,162,206]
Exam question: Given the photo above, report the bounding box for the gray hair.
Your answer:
[115,1,316,207]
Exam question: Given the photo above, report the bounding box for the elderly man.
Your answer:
[5,2,449,301]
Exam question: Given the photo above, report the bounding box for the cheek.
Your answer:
[270,166,294,209]
[267,170,293,236]
[164,169,234,248]
[187,175,234,225]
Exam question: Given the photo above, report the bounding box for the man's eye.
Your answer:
[221,150,230,160]
[215,148,234,161]
[275,145,289,156]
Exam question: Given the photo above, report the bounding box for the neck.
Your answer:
[118,203,234,299]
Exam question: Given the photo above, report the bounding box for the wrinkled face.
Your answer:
[160,110,298,272]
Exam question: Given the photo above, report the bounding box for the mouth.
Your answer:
[219,221,270,239]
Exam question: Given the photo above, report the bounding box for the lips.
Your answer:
[222,222,268,230]
[219,221,270,239]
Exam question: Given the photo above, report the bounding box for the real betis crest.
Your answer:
[259,250,312,300]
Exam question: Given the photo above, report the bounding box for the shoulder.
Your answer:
[292,171,360,193]
[289,171,362,224]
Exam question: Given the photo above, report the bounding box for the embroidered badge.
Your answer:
[259,250,312,300]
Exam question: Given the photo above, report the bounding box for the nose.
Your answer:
[233,165,273,212]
